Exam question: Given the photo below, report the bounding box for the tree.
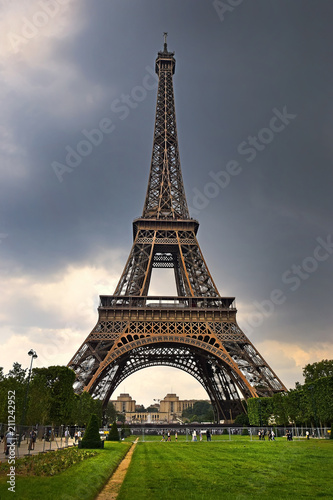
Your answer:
[7,363,27,383]
[80,413,103,448]
[234,413,250,426]
[247,398,273,426]
[0,363,27,423]
[182,401,213,422]
[73,392,103,427]
[271,393,289,426]
[303,360,333,383]
[146,405,159,413]
[26,370,51,425]
[28,366,76,425]
[107,421,119,441]
[104,402,117,425]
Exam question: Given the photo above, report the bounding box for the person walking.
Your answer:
[175,432,178,442]
[206,429,211,442]
[29,429,36,450]
[192,430,197,442]
[306,430,310,440]
[64,428,70,445]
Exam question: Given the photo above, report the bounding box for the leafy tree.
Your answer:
[247,398,273,426]
[80,413,103,448]
[0,363,27,423]
[7,363,27,383]
[117,413,125,423]
[72,391,103,426]
[29,366,76,425]
[234,413,250,426]
[107,421,119,441]
[104,402,117,425]
[146,405,159,413]
[26,370,51,425]
[182,401,213,422]
[136,405,146,413]
[303,360,333,383]
[271,393,289,426]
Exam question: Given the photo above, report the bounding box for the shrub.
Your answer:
[242,426,249,435]
[80,413,104,449]
[107,421,119,441]
[234,413,250,426]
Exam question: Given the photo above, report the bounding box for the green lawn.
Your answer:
[0,441,131,500]
[118,439,333,500]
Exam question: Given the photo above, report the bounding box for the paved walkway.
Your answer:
[96,439,139,500]
[1,437,75,461]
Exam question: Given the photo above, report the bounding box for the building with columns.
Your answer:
[110,393,201,423]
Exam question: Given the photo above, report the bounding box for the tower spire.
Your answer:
[142,37,189,220]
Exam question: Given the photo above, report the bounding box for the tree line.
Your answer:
[247,360,333,427]
[0,363,118,428]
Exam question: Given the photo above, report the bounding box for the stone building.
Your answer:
[109,393,136,414]
[110,393,199,423]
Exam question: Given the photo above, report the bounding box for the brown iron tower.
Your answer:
[68,36,286,421]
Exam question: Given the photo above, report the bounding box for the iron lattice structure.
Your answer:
[68,37,286,421]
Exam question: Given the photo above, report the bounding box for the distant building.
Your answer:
[110,393,136,414]
[110,393,203,423]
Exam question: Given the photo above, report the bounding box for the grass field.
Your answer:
[118,438,333,500]
[0,441,131,500]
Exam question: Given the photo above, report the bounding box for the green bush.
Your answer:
[234,413,250,426]
[242,426,249,435]
[80,413,103,449]
[222,428,228,435]
[107,421,119,441]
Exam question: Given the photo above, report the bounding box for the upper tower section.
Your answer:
[142,34,190,220]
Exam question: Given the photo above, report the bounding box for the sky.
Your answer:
[0,0,332,407]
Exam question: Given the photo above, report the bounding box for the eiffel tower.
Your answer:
[68,35,286,421]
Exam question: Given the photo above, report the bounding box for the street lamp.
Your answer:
[18,349,38,446]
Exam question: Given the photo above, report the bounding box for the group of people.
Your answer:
[192,429,211,441]
[160,429,212,442]
[161,430,177,441]
[258,429,276,441]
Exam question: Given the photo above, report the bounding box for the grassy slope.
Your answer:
[0,441,131,500]
[118,439,333,500]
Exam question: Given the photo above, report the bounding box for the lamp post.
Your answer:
[18,349,38,447]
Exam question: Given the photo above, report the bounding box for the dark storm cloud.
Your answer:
[1,0,332,380]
